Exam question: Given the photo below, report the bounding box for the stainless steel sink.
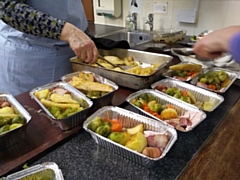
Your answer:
[96,30,151,47]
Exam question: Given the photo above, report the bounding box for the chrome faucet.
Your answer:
[145,13,154,31]
[129,12,138,31]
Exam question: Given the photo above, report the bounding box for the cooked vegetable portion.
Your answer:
[19,169,55,180]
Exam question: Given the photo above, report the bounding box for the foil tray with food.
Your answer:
[83,106,177,168]
[61,70,118,112]
[0,93,31,150]
[6,162,64,180]
[125,89,207,132]
[29,82,93,131]
[151,79,224,112]
[190,67,238,93]
[163,62,204,82]
[151,29,187,44]
[70,48,173,90]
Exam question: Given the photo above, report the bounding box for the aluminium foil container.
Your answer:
[190,67,238,93]
[6,162,64,180]
[162,62,205,82]
[151,78,224,112]
[70,48,173,90]
[125,89,207,132]
[83,106,177,168]
[61,70,118,113]
[29,82,93,131]
[0,93,31,150]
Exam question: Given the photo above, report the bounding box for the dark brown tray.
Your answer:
[0,93,82,176]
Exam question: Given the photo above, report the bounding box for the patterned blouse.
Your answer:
[0,0,65,39]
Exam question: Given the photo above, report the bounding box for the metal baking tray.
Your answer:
[0,93,31,150]
[83,106,177,168]
[70,48,173,90]
[151,78,224,112]
[163,62,204,82]
[29,82,93,131]
[61,70,118,112]
[6,162,64,180]
[190,67,238,93]
[125,89,207,132]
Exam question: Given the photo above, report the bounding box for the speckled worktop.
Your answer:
[2,23,240,180]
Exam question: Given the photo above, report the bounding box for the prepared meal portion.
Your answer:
[30,82,92,130]
[83,106,177,168]
[0,93,31,135]
[151,29,186,43]
[94,55,161,76]
[163,63,203,81]
[190,67,237,93]
[6,162,64,180]
[126,89,207,132]
[151,79,224,112]
[61,71,118,99]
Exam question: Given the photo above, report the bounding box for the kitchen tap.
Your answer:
[145,13,154,31]
[129,12,138,31]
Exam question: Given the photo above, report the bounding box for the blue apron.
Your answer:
[0,0,88,96]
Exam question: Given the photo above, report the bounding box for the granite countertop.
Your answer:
[3,24,240,180]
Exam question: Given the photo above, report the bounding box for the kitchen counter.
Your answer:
[1,24,240,180]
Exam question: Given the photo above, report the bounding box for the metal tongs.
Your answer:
[170,48,221,62]
[98,55,124,70]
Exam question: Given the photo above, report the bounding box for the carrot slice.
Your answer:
[111,123,122,132]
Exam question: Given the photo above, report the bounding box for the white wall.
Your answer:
[93,0,240,36]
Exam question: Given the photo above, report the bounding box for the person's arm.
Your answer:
[229,33,240,63]
[193,26,240,59]
[0,0,98,63]
[0,0,64,39]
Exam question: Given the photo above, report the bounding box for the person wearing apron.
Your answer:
[0,0,98,96]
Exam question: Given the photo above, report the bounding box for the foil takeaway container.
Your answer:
[61,70,118,113]
[190,67,237,93]
[83,106,177,168]
[151,78,224,112]
[0,93,31,150]
[29,81,93,131]
[126,89,207,132]
[6,162,64,180]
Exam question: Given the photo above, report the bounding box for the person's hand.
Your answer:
[60,22,98,64]
[193,26,240,59]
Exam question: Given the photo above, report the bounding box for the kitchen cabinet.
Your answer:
[82,0,94,22]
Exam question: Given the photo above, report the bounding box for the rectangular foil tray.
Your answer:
[29,81,93,131]
[6,162,64,180]
[0,93,31,150]
[83,106,177,168]
[190,67,237,93]
[61,70,118,112]
[125,89,207,132]
[151,78,224,112]
[70,48,173,90]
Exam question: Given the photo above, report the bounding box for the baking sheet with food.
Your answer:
[125,89,207,132]
[190,67,238,93]
[6,162,64,180]
[151,79,224,112]
[0,93,31,150]
[29,82,93,131]
[61,71,118,112]
[70,48,173,90]
[83,106,177,168]
[163,62,204,82]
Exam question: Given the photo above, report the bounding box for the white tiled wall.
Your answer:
[93,0,240,36]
